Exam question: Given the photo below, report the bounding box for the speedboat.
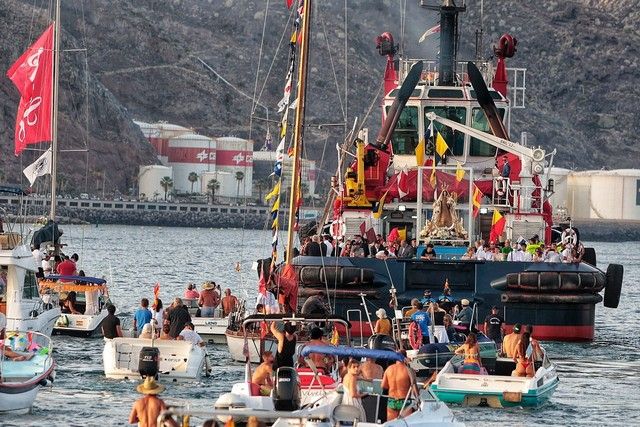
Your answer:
[210,345,461,426]
[40,275,109,337]
[102,336,208,381]
[0,330,56,414]
[430,348,558,408]
[0,231,60,336]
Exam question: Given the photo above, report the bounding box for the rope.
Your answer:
[317,5,345,121]
[249,0,270,140]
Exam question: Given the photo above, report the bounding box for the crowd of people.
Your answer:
[461,235,585,263]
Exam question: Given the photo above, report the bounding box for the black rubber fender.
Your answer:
[604,263,623,308]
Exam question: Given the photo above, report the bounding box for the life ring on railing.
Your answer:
[494,177,507,197]
[409,321,423,350]
[561,228,578,247]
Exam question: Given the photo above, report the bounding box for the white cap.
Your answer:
[461,299,470,306]
[376,308,387,319]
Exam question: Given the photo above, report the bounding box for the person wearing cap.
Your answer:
[128,377,178,427]
[198,282,220,317]
[420,289,435,306]
[484,306,505,348]
[374,308,393,336]
[502,323,522,357]
[454,299,473,330]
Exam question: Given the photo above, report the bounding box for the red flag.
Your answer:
[366,227,377,244]
[489,209,506,243]
[472,185,482,218]
[258,272,267,296]
[398,168,409,200]
[387,227,400,244]
[7,24,54,155]
[359,221,366,236]
[286,0,294,8]
[278,264,298,312]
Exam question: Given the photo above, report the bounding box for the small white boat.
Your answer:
[192,314,231,344]
[1,235,61,337]
[40,275,109,337]
[207,345,461,426]
[430,350,559,408]
[0,330,56,414]
[102,337,208,381]
[226,328,278,363]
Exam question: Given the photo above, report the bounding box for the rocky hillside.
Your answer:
[0,0,638,194]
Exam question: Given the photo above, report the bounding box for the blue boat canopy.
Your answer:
[300,345,404,361]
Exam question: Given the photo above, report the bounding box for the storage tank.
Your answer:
[567,171,592,219]
[590,169,640,220]
[544,167,571,213]
[201,171,236,201]
[134,121,191,164]
[138,165,173,201]
[167,134,217,193]
[215,137,254,200]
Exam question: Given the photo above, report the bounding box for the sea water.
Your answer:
[2,225,638,426]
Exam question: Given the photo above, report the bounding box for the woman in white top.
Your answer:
[342,359,367,421]
[153,299,164,329]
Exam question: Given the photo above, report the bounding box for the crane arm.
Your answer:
[425,112,544,162]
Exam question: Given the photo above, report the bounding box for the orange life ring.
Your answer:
[409,321,423,350]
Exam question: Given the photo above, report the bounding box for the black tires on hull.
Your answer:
[604,263,623,308]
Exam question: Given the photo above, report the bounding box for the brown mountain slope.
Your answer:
[0,0,637,194]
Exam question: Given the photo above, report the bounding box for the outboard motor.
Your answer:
[368,334,396,369]
[272,367,300,411]
[138,347,160,379]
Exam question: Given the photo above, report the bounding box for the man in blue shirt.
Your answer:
[410,306,431,343]
[133,298,153,335]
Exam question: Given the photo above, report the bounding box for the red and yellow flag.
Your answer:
[489,209,506,243]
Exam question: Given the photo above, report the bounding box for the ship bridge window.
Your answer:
[424,107,466,156]
[469,90,504,101]
[427,89,464,99]
[23,271,38,299]
[387,105,419,155]
[470,107,505,157]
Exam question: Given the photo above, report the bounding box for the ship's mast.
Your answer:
[285,0,312,265]
[50,0,61,220]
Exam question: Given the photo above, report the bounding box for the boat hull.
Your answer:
[192,316,229,344]
[53,311,107,337]
[291,256,609,341]
[102,338,207,381]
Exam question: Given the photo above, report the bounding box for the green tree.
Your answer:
[160,176,173,201]
[235,171,245,201]
[188,172,199,193]
[207,179,220,204]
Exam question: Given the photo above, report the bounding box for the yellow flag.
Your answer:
[435,131,449,157]
[271,197,280,213]
[373,190,389,219]
[455,161,465,182]
[415,137,425,166]
[430,162,437,187]
[398,227,407,242]
[265,181,280,201]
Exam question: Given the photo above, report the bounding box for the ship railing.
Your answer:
[508,182,545,214]
[0,330,54,380]
[346,309,365,347]
[397,58,527,108]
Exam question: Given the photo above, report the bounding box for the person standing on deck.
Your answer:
[168,298,191,338]
[270,322,297,369]
[374,308,393,336]
[133,298,153,336]
[501,323,521,357]
[221,288,239,316]
[483,306,505,349]
[102,304,123,339]
[198,282,220,317]
[382,352,419,420]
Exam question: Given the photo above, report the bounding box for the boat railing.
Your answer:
[157,407,331,427]
[241,314,352,344]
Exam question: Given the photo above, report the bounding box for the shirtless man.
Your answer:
[305,327,331,371]
[360,358,384,380]
[251,351,275,396]
[501,323,521,357]
[128,377,177,427]
[381,354,418,421]
[221,288,239,316]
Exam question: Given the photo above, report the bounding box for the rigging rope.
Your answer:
[249,0,270,140]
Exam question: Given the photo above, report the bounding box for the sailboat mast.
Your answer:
[285,0,312,265]
[50,0,61,220]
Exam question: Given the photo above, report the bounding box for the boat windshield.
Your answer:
[424,106,466,156]
[0,266,6,302]
[389,105,419,155]
[23,270,39,299]
[469,107,505,156]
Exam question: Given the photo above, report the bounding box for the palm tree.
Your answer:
[188,172,199,193]
[235,171,245,201]
[207,179,220,204]
[159,176,173,201]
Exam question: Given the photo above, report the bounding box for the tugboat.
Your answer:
[266,0,623,342]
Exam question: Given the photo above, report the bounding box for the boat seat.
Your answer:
[332,404,363,425]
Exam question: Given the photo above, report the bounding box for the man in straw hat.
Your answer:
[128,377,177,427]
[198,281,220,317]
